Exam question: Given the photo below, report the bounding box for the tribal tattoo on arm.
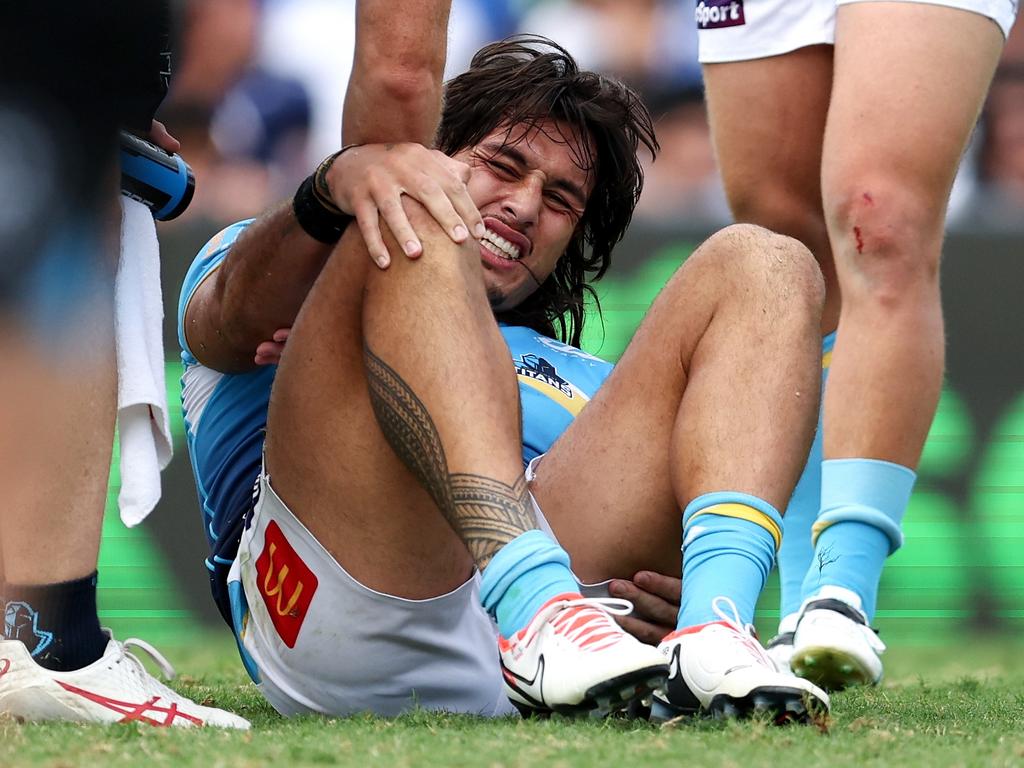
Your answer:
[364,345,537,567]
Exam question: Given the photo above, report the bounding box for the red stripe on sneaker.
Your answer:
[577,630,618,649]
[559,611,596,635]
[56,681,205,727]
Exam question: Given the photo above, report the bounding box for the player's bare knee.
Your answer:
[772,231,825,309]
[754,229,824,317]
[695,224,824,316]
[694,222,776,262]
[825,180,941,307]
[703,223,816,278]
[380,197,480,276]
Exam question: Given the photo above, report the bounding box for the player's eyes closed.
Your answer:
[483,155,581,220]
[485,158,518,179]
[544,190,572,212]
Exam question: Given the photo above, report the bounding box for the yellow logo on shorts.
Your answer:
[255,521,318,648]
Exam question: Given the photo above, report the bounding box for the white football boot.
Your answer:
[764,612,799,675]
[498,593,668,718]
[0,631,250,728]
[790,586,885,690]
[652,597,829,724]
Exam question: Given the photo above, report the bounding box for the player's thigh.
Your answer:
[264,226,472,601]
[531,243,740,583]
[703,46,833,244]
[533,225,822,583]
[822,2,1004,246]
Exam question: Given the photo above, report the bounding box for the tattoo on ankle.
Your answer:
[365,346,536,567]
[450,474,535,567]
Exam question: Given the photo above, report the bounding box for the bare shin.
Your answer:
[361,205,538,568]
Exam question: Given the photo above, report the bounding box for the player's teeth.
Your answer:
[483,230,520,260]
[482,240,514,260]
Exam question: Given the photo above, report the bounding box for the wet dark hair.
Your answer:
[436,36,658,346]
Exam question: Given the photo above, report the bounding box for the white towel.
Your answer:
[114,197,173,527]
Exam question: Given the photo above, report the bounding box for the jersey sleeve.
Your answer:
[177,219,255,365]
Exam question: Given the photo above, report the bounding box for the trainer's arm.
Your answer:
[337,0,483,267]
[343,0,451,146]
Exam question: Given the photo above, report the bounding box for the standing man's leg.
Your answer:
[791,2,1007,689]
[1,317,114,673]
[532,224,830,721]
[0,0,250,728]
[701,46,835,660]
[0,0,121,673]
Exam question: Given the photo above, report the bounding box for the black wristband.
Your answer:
[292,174,353,244]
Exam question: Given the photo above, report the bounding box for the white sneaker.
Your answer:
[0,632,250,728]
[790,587,885,690]
[499,592,668,717]
[652,597,829,724]
[764,613,799,675]
[765,632,796,675]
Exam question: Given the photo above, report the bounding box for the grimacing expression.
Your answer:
[453,120,595,312]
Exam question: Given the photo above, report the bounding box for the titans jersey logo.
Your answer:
[515,354,574,398]
[3,601,54,658]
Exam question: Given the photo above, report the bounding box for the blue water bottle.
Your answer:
[119,130,195,221]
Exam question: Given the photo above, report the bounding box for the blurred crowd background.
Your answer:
[156,0,1024,234]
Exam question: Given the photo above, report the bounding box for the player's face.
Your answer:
[453,120,594,312]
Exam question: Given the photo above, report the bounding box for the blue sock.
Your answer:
[802,458,916,621]
[479,529,580,637]
[777,332,834,622]
[677,492,783,628]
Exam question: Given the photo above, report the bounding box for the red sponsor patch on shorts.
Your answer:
[255,521,318,648]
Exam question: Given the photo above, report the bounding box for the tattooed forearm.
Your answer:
[364,345,537,567]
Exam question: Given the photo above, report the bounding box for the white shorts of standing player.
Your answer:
[694,0,1017,64]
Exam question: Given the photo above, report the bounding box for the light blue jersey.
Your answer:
[178,220,613,621]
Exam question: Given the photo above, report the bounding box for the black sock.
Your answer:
[2,571,108,671]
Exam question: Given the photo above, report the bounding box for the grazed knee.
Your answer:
[825,179,943,309]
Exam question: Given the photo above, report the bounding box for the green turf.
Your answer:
[3,635,1024,767]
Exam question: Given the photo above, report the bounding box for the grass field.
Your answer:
[3,634,1023,768]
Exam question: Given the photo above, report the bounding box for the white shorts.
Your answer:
[227,464,607,718]
[696,0,1018,63]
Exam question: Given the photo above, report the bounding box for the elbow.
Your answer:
[355,53,444,110]
[378,66,443,111]
[218,296,261,356]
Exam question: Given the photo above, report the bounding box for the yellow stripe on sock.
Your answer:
[811,518,836,546]
[689,503,782,550]
[822,350,832,370]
